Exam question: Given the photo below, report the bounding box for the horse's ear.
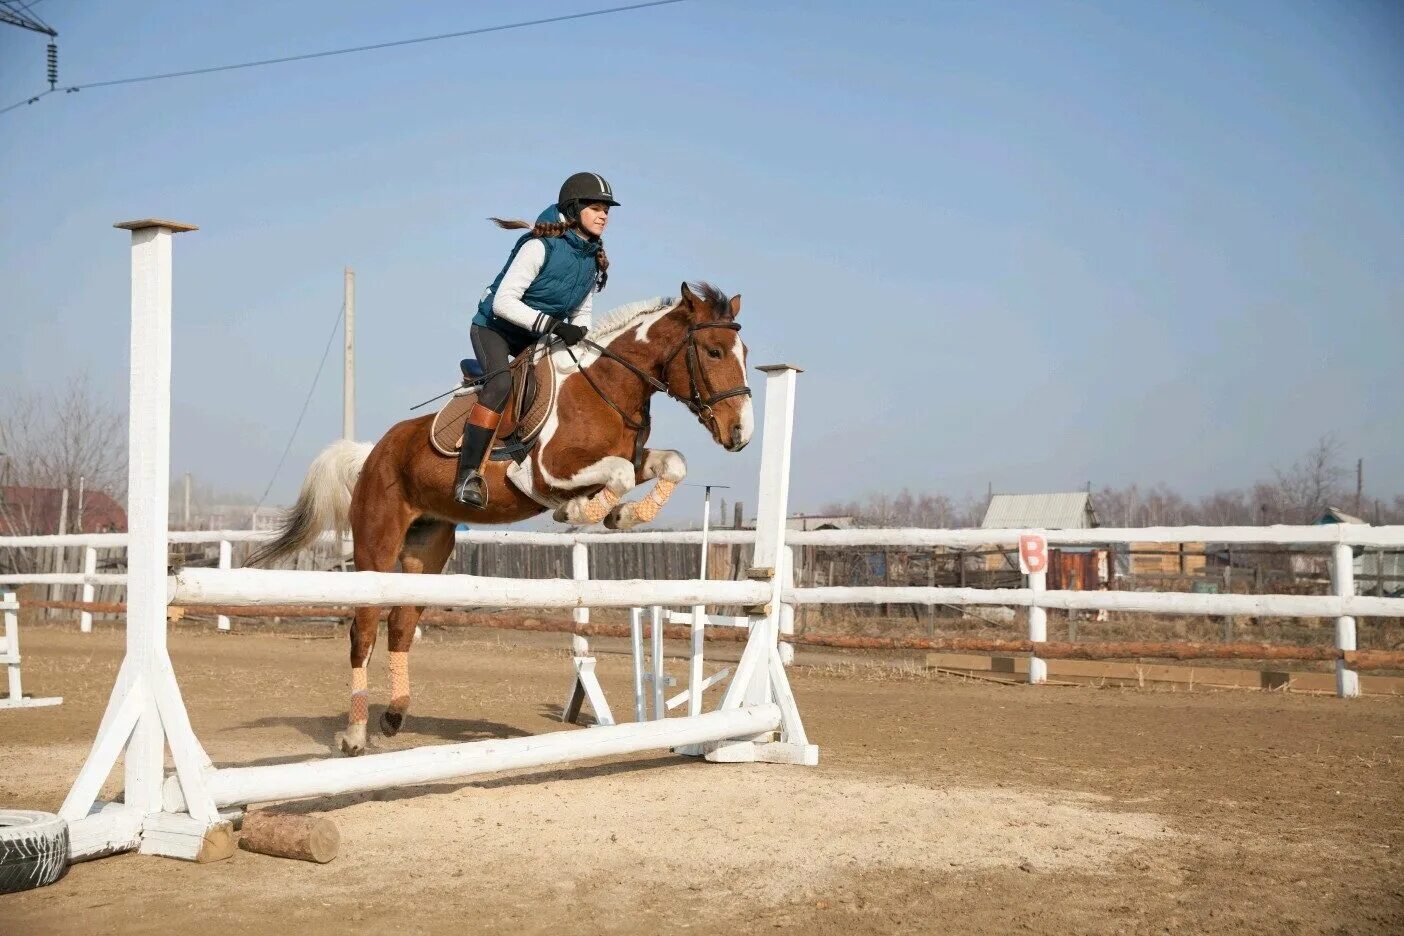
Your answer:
[679,282,696,305]
[727,293,741,320]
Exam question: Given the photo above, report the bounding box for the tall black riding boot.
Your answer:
[453,403,503,508]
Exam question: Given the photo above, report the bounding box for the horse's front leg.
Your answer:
[604,448,687,531]
[552,455,639,525]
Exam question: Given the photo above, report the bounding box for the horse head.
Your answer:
[665,282,752,452]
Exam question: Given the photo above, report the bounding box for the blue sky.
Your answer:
[2,0,1401,520]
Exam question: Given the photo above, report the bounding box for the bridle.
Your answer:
[563,318,752,441]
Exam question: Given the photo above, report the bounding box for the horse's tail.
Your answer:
[247,439,374,568]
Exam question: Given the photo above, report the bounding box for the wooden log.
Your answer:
[238,812,340,863]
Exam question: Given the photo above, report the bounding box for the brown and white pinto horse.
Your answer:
[249,283,751,754]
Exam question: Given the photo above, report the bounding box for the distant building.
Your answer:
[1313,506,1366,526]
[786,514,855,532]
[980,492,1097,530]
[0,485,127,535]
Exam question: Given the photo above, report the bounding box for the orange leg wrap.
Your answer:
[630,478,677,524]
[388,651,410,712]
[350,666,369,724]
[579,487,622,524]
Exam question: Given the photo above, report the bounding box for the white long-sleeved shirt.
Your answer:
[489,239,593,334]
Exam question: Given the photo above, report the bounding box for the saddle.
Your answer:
[429,350,557,462]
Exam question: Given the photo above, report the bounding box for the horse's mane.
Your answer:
[589,283,733,341]
[589,296,678,339]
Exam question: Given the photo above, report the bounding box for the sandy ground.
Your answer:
[1,620,1401,935]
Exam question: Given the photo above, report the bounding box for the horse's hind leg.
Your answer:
[338,605,383,756]
[381,518,458,738]
[338,496,414,757]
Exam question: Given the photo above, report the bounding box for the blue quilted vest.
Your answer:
[474,204,601,349]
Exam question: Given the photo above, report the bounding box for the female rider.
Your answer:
[455,172,618,507]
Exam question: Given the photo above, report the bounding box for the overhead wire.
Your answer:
[253,300,346,513]
[2,0,690,116]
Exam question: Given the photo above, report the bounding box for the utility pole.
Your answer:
[183,471,192,529]
[343,267,356,441]
[1355,458,1363,516]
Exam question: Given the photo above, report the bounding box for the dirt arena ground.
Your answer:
[2,620,1401,935]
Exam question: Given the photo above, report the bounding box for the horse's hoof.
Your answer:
[603,504,639,531]
[337,725,367,756]
[380,709,404,737]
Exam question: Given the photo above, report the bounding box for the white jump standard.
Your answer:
[58,219,816,863]
[1,592,62,710]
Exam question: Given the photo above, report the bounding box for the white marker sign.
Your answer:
[1018,534,1049,575]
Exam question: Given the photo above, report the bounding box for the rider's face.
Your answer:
[577,203,610,237]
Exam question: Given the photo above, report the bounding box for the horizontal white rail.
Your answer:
[784,586,1404,619]
[5,523,1403,551]
[785,525,1404,548]
[164,703,782,810]
[169,567,771,609]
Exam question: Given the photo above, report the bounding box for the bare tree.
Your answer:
[0,378,126,536]
[1272,434,1346,523]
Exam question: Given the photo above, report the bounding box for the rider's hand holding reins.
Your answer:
[552,321,588,347]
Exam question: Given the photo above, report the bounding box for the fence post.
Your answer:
[81,546,98,633]
[1028,571,1048,684]
[216,540,232,632]
[1331,542,1359,699]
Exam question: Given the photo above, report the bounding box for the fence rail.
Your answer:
[5,524,1403,697]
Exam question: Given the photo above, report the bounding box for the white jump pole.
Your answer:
[167,706,781,811]
[689,488,715,719]
[630,606,646,721]
[650,604,666,719]
[571,542,589,652]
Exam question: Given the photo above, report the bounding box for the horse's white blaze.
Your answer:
[732,339,754,447]
[736,396,755,447]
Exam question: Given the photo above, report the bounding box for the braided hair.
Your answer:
[490,216,609,292]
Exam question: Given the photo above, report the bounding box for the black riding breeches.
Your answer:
[470,323,515,413]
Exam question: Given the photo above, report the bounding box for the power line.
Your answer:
[2,0,689,115]
[253,301,345,512]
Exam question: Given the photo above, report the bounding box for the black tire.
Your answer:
[0,810,69,894]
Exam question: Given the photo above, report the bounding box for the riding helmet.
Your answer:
[558,172,620,220]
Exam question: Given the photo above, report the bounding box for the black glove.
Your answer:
[552,321,587,347]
